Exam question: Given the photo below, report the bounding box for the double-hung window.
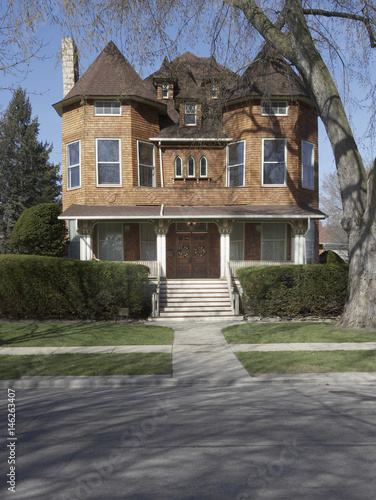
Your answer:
[67,140,80,189]
[161,83,170,99]
[227,141,245,187]
[261,223,286,261]
[97,223,123,261]
[185,103,197,126]
[262,138,287,186]
[96,139,121,186]
[140,223,157,260]
[138,140,156,187]
[94,101,121,115]
[230,223,244,260]
[302,140,315,189]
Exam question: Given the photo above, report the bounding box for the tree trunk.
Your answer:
[235,0,376,328]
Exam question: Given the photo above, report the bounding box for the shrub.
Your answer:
[236,264,348,317]
[0,255,150,319]
[10,203,67,257]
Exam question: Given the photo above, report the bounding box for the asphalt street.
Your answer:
[2,382,376,500]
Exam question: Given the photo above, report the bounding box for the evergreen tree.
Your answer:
[0,88,61,253]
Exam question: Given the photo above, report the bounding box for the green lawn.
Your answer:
[236,351,376,374]
[0,322,173,347]
[223,322,376,344]
[0,353,172,379]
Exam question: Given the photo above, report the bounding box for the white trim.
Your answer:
[302,140,315,190]
[262,138,287,187]
[174,155,183,177]
[137,140,156,187]
[261,222,287,261]
[199,155,208,178]
[149,137,233,142]
[66,140,81,190]
[184,103,197,126]
[226,140,246,187]
[96,138,122,187]
[60,214,325,221]
[94,100,122,116]
[261,100,289,116]
[187,155,196,177]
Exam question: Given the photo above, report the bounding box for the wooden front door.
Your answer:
[176,233,208,278]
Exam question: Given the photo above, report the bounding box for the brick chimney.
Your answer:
[62,38,79,97]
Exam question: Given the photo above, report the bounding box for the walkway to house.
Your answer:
[2,320,376,387]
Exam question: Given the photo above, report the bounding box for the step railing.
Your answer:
[226,262,239,315]
[151,262,161,317]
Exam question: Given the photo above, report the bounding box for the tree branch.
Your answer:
[302,8,376,47]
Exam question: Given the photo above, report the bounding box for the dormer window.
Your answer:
[210,84,219,99]
[162,82,170,99]
[184,103,197,126]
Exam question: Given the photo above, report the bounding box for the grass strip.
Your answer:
[236,351,376,374]
[0,353,172,379]
[0,323,173,347]
[223,322,376,344]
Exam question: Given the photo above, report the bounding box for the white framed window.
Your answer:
[67,140,80,190]
[94,101,121,116]
[211,84,219,99]
[97,223,123,261]
[138,140,156,187]
[261,223,286,261]
[230,223,244,260]
[161,82,170,99]
[227,140,245,187]
[199,156,208,177]
[187,156,196,177]
[262,138,287,186]
[302,140,315,189]
[261,101,288,116]
[175,156,183,177]
[96,139,121,186]
[185,103,197,126]
[140,223,157,260]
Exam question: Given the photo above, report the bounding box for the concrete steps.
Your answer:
[152,279,243,321]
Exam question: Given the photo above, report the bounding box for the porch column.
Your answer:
[77,221,94,261]
[217,220,233,278]
[291,220,309,265]
[152,220,170,278]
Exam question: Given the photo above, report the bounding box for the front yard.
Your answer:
[0,323,173,379]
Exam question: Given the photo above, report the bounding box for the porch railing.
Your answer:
[229,260,293,277]
[127,260,159,278]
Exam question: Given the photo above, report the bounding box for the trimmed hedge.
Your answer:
[236,264,348,317]
[0,255,150,320]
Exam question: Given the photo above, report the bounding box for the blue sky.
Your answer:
[0,26,374,185]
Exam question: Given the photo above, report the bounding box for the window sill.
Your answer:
[172,177,211,184]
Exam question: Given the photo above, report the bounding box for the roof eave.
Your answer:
[53,94,167,117]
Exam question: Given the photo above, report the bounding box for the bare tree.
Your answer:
[320,171,348,244]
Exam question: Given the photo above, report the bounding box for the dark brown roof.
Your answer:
[229,44,310,102]
[60,204,325,220]
[55,42,160,111]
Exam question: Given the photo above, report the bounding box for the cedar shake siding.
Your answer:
[55,40,325,271]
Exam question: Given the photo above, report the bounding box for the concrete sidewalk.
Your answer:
[2,319,376,388]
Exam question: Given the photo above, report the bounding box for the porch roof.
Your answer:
[59,203,325,221]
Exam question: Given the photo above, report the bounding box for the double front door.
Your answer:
[176,233,208,278]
